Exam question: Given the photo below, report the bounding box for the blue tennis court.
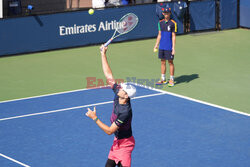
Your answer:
[0,84,249,167]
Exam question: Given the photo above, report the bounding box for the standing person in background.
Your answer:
[92,0,105,8]
[135,0,154,4]
[121,0,129,5]
[157,0,171,2]
[105,0,122,6]
[154,7,177,87]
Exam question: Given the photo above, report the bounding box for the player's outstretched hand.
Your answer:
[86,107,97,120]
[172,48,175,55]
[100,45,108,55]
[153,46,158,53]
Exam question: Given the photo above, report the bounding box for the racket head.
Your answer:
[116,13,139,35]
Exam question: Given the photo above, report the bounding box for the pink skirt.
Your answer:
[108,136,135,167]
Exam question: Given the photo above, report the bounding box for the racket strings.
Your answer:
[117,13,138,34]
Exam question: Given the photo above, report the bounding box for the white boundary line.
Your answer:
[0,82,249,117]
[0,86,110,104]
[0,153,30,167]
[0,92,164,122]
[130,82,250,117]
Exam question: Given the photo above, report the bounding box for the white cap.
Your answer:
[120,83,136,98]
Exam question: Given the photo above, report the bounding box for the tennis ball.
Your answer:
[154,48,158,52]
[88,9,94,15]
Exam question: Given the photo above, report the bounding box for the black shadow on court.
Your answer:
[175,74,199,85]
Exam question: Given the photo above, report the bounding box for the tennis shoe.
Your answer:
[156,80,168,85]
[167,79,175,87]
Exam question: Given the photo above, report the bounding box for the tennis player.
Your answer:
[154,7,177,87]
[85,45,136,167]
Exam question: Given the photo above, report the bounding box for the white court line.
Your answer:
[130,82,250,117]
[0,92,164,122]
[1,82,249,117]
[0,85,110,104]
[0,153,30,167]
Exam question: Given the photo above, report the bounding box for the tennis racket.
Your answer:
[103,13,139,47]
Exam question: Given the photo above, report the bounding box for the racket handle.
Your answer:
[104,39,113,47]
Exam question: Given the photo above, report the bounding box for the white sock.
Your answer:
[161,74,166,81]
[170,75,174,81]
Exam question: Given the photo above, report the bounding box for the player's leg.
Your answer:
[168,59,175,87]
[105,159,117,167]
[105,159,124,167]
[156,50,167,85]
[117,161,123,167]
[156,59,167,85]
[161,59,166,80]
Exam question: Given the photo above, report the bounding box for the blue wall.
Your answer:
[220,0,238,30]
[0,4,159,56]
[189,0,216,31]
[240,0,250,28]
[0,1,244,56]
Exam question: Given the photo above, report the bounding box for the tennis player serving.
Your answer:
[85,45,136,167]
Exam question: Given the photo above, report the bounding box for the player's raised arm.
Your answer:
[100,45,115,87]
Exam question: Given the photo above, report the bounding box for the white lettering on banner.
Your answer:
[98,22,106,31]
[59,24,97,36]
[59,20,125,36]
[59,26,66,36]
[98,20,124,32]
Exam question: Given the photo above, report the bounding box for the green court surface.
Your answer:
[0,28,249,114]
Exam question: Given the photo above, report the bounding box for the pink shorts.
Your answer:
[108,136,135,167]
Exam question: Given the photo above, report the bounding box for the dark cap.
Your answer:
[162,7,171,13]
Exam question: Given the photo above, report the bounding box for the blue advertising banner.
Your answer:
[189,0,216,31]
[0,4,159,56]
[240,0,250,28]
[220,0,238,30]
